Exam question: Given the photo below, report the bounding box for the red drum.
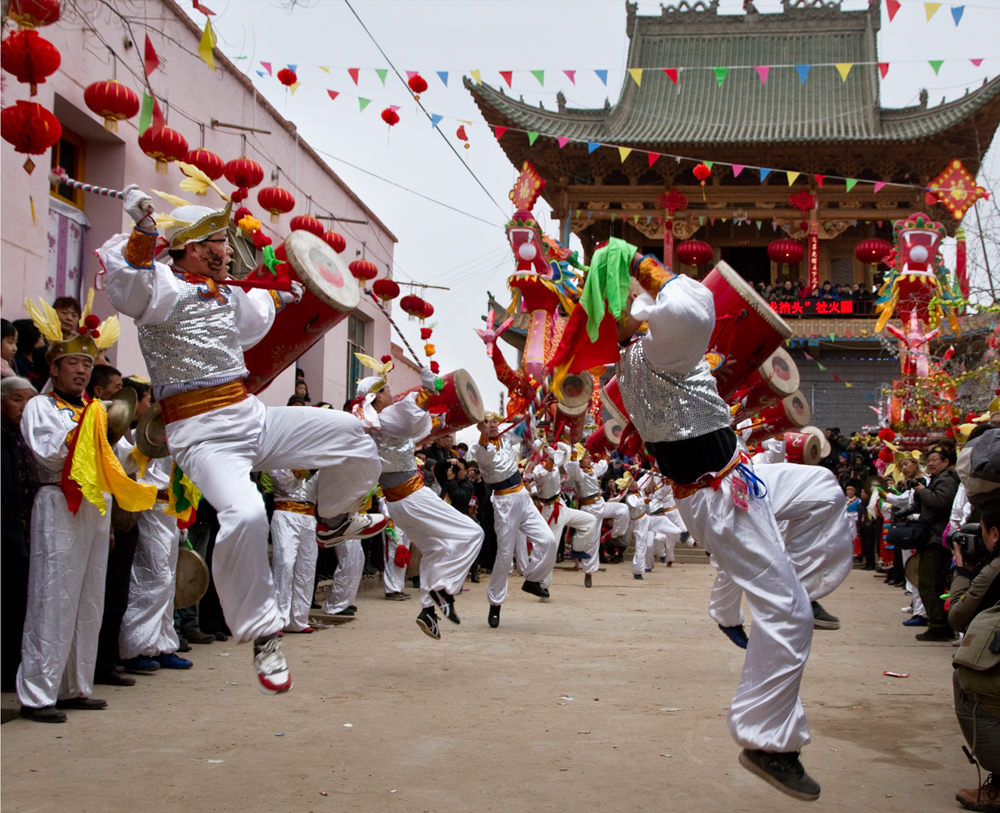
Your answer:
[800,425,832,460]
[737,347,800,416]
[784,431,822,465]
[554,370,593,443]
[400,369,485,436]
[701,261,793,400]
[586,419,622,456]
[243,231,360,394]
[749,391,811,440]
[600,374,630,427]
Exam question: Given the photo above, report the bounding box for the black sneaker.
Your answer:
[916,628,957,642]
[431,590,460,624]
[176,636,192,653]
[634,574,644,580]
[521,580,550,599]
[94,670,135,687]
[19,705,66,723]
[488,604,501,628]
[718,623,749,649]
[738,749,820,801]
[584,573,592,588]
[811,601,840,630]
[416,606,441,640]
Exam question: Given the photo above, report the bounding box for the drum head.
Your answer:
[801,425,832,459]
[798,433,822,465]
[783,391,811,428]
[601,376,628,427]
[603,418,623,446]
[759,347,800,396]
[450,368,485,424]
[559,371,594,412]
[135,401,170,459]
[710,261,793,340]
[175,547,210,609]
[284,231,360,313]
[904,551,920,586]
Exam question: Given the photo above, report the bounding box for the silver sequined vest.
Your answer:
[374,432,420,489]
[137,275,246,387]
[617,341,731,444]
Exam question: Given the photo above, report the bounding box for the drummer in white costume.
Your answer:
[268,469,319,633]
[323,539,364,617]
[563,450,630,552]
[472,414,557,629]
[645,479,687,567]
[526,440,599,588]
[617,473,654,579]
[353,356,484,639]
[595,239,827,800]
[98,183,385,695]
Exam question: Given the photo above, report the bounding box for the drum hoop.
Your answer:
[600,381,628,427]
[783,391,811,425]
[559,370,594,411]
[451,368,485,423]
[284,231,360,312]
[712,261,793,339]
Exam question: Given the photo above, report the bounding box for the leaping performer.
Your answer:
[97,176,385,695]
[549,237,826,801]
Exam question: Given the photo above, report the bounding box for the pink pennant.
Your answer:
[878,62,889,79]
[500,71,513,88]
[348,68,360,85]
[709,217,716,226]
[731,164,744,178]
[495,126,507,140]
[406,71,418,80]
[563,70,576,85]
[647,152,660,167]
[971,58,984,67]
[663,68,678,84]
[259,61,271,77]
[557,137,570,148]
[887,0,901,20]
[388,105,400,113]
[755,66,770,85]
[326,90,340,101]
[873,181,887,193]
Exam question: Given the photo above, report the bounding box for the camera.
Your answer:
[950,523,986,556]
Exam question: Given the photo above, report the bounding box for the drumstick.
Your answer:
[225,277,292,293]
[48,168,124,199]
[364,289,425,369]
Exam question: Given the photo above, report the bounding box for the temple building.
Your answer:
[469,0,1000,431]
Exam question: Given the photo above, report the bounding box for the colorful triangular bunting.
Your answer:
[557,136,570,148]
[618,146,632,162]
[198,19,217,72]
[564,70,576,85]
[924,2,942,21]
[795,65,811,84]
[587,142,600,154]
[663,68,678,84]
[887,0,901,20]
[713,67,729,87]
[500,71,513,88]
[952,5,964,24]
[595,70,607,85]
[495,126,507,140]
[348,68,359,85]
[647,152,660,167]
[318,66,330,74]
[358,97,370,112]
[971,58,984,67]
[878,62,890,79]
[527,132,540,145]
[628,68,643,87]
[430,114,443,128]
[327,90,339,101]
[755,66,770,85]
[375,68,388,85]
[787,171,800,186]
[732,164,744,178]
[760,168,772,182]
[436,71,449,86]
[470,69,482,85]
[845,178,858,192]
[835,63,853,82]
[873,181,887,193]
[530,70,545,86]
[814,174,825,187]
[929,60,944,75]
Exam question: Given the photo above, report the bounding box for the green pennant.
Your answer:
[528,131,540,145]
[699,216,706,225]
[755,220,762,229]
[375,68,388,85]
[928,60,943,75]
[359,97,371,112]
[704,161,714,170]
[829,333,836,341]
[817,362,827,372]
[530,70,544,86]
[713,67,729,87]
[845,178,858,192]
[138,92,155,136]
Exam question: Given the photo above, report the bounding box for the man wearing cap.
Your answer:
[16,319,156,722]
[97,184,385,695]
[352,355,484,639]
[564,449,631,559]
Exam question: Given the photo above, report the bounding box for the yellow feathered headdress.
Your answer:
[354,353,393,398]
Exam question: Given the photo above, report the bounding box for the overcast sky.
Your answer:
[190,0,1000,439]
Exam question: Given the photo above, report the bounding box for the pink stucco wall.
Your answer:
[0,0,396,407]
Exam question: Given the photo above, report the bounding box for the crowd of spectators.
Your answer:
[754,278,880,315]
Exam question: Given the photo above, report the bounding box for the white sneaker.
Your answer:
[316,512,388,547]
[902,606,913,613]
[253,634,292,695]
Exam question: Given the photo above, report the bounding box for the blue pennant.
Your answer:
[795,64,811,84]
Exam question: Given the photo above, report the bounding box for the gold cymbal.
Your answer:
[105,387,137,445]
[135,401,170,458]
[174,548,210,608]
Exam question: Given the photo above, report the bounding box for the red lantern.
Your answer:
[322,230,346,254]
[276,68,297,87]
[83,79,139,132]
[1,29,61,96]
[182,147,225,183]
[138,125,187,174]
[348,258,378,288]
[224,156,264,189]
[407,73,428,98]
[257,185,295,224]
[400,294,424,321]
[289,214,324,237]
[7,0,60,29]
[854,238,892,267]
[675,239,713,267]
[456,125,469,149]
[372,278,400,301]
[1,99,61,173]
[693,163,711,184]
[767,238,804,265]
[420,300,435,322]
[381,107,399,127]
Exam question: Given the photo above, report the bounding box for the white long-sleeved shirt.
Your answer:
[564,459,607,500]
[471,433,521,485]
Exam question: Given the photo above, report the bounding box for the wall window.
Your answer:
[50,128,86,209]
[346,314,367,400]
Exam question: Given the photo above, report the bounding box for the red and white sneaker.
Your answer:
[253,634,292,695]
[316,512,388,548]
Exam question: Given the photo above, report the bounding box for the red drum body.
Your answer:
[738,347,800,416]
[554,371,593,443]
[749,391,811,440]
[600,374,630,427]
[401,369,485,437]
[701,261,793,400]
[784,431,822,465]
[800,425,832,459]
[586,419,622,457]
[243,231,359,394]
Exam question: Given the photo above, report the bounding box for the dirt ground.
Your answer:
[1,563,972,813]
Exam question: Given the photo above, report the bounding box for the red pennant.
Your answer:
[878,63,889,79]
[495,126,507,140]
[886,0,900,20]
[192,0,216,14]
[500,71,513,88]
[813,174,825,188]
[327,90,340,101]
[647,152,660,167]
[144,35,160,77]
[348,68,360,85]
[663,68,678,84]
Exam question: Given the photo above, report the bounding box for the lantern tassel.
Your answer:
[104,117,117,133]
[30,194,36,226]
[270,212,281,224]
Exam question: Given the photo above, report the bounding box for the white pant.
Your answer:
[488,488,557,605]
[119,504,181,659]
[901,550,927,617]
[541,501,599,574]
[383,486,484,607]
[270,509,319,632]
[649,511,684,564]
[630,514,652,575]
[324,539,364,614]
[165,396,380,643]
[383,526,409,595]
[580,499,630,539]
[17,488,110,708]
[678,465,813,753]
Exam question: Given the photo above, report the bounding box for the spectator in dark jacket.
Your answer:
[442,459,474,516]
[913,446,962,641]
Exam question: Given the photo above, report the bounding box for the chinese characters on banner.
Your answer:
[769,299,854,316]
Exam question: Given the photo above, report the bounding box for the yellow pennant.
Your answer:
[470,69,482,85]
[835,63,852,82]
[618,146,632,163]
[924,2,942,20]
[290,82,301,95]
[198,19,217,72]
[628,69,643,87]
[318,66,330,73]
[787,171,800,186]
